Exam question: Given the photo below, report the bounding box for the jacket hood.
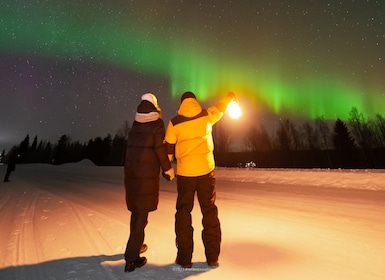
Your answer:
[178,98,202,117]
[137,100,159,113]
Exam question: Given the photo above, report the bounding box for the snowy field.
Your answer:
[0,161,384,280]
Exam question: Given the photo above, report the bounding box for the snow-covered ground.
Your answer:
[1,161,384,280]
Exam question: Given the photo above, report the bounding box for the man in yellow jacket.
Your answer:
[165,91,236,268]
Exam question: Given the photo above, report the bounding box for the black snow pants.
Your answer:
[125,211,148,262]
[175,171,221,265]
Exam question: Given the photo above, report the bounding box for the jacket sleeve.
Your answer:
[207,92,236,125]
[164,120,176,161]
[215,92,236,113]
[164,120,176,144]
[154,120,172,172]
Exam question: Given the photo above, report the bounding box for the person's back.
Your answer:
[165,91,236,268]
[166,95,224,176]
[123,93,174,273]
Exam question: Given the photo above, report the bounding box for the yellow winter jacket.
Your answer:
[165,95,233,176]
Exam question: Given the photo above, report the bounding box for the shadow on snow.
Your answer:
[0,254,211,280]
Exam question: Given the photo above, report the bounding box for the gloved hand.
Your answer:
[162,168,175,181]
[226,91,237,101]
[217,92,238,113]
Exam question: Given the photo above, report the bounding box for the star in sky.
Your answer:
[1,0,384,151]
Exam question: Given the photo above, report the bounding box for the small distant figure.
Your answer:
[4,148,18,182]
[245,161,257,168]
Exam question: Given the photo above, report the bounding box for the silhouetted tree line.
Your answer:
[214,107,385,169]
[2,108,385,169]
[2,121,130,166]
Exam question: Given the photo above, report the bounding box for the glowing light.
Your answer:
[228,101,242,119]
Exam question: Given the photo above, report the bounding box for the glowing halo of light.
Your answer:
[227,101,242,120]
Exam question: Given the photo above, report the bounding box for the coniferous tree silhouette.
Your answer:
[53,135,69,165]
[110,134,127,165]
[245,124,272,152]
[332,119,358,168]
[212,118,231,153]
[18,134,30,161]
[31,135,38,151]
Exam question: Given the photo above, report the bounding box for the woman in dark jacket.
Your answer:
[124,93,175,272]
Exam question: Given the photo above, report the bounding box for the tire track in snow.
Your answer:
[66,201,114,252]
[0,184,12,210]
[8,187,45,279]
[53,198,122,279]
[0,180,124,279]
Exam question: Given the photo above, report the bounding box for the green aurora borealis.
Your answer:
[1,1,384,147]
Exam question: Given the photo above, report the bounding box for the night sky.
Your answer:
[1,0,384,151]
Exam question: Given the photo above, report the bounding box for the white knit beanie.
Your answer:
[141,93,161,111]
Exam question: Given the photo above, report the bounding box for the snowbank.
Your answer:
[216,167,385,190]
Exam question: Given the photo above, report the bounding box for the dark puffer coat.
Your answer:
[124,102,171,213]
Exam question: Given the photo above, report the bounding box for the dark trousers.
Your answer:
[125,211,148,262]
[3,166,14,182]
[175,171,221,264]
[4,170,12,182]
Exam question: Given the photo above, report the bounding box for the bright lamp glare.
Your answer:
[228,101,242,119]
